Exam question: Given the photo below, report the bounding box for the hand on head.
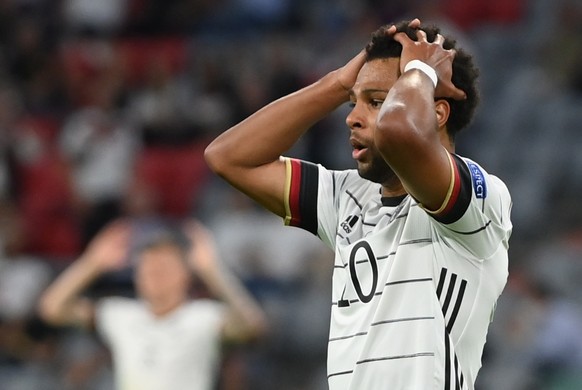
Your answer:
[385,18,421,35]
[391,21,467,100]
[335,19,424,95]
[84,220,131,272]
[183,221,220,276]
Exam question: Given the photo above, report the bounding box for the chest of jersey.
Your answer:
[327,197,485,389]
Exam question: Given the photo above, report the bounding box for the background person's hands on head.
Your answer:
[184,221,221,277]
[83,220,132,273]
[394,28,466,100]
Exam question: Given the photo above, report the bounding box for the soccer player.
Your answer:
[204,19,512,390]
[38,220,267,390]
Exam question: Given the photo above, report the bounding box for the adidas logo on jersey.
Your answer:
[340,215,359,234]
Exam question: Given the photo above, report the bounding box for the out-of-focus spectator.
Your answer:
[59,65,139,244]
[4,15,66,115]
[129,141,209,217]
[0,85,22,202]
[0,203,51,322]
[478,228,582,390]
[12,117,81,259]
[206,187,332,389]
[529,290,582,388]
[128,54,199,143]
[0,202,59,390]
[39,219,267,390]
[537,0,582,95]
[123,39,213,217]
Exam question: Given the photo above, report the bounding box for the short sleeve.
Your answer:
[431,157,513,259]
[283,157,339,249]
[94,297,134,346]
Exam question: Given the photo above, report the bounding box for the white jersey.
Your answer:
[95,297,225,390]
[283,154,512,390]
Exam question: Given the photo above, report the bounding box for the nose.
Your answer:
[346,104,363,129]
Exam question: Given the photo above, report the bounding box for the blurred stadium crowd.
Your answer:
[0,0,581,389]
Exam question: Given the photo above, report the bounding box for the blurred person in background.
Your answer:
[59,70,140,245]
[205,18,512,390]
[204,186,334,389]
[38,219,267,390]
[478,234,582,390]
[0,201,58,389]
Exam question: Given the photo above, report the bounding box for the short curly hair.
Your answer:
[365,21,480,140]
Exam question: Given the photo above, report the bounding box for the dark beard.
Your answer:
[357,152,399,187]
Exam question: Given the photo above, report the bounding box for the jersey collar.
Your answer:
[381,194,408,207]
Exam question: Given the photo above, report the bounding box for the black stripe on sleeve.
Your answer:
[298,161,319,235]
[434,154,472,225]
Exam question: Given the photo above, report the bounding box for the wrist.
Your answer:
[403,60,438,88]
[78,255,107,275]
[324,71,352,103]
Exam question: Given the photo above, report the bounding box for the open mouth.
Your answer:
[350,139,368,160]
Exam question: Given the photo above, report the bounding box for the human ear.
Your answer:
[435,99,450,129]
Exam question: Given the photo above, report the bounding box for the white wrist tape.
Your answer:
[404,60,438,88]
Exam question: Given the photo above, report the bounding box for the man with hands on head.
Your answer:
[39,220,267,390]
[205,18,512,390]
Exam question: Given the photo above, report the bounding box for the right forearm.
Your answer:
[200,266,268,341]
[38,257,101,327]
[205,71,348,172]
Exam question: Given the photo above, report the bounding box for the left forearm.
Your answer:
[200,266,268,341]
[376,70,438,153]
[376,70,451,210]
[186,221,268,341]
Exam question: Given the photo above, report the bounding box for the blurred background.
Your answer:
[0,0,581,389]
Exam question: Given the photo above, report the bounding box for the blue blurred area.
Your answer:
[0,0,582,389]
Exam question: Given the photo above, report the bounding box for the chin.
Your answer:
[358,169,381,184]
[358,162,397,185]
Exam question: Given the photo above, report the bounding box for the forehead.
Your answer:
[353,58,400,94]
[138,244,186,268]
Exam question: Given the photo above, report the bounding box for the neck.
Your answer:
[147,296,186,318]
[381,176,407,198]
[381,186,407,198]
